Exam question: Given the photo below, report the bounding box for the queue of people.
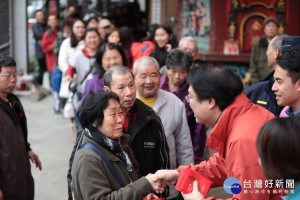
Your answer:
[1,9,300,200]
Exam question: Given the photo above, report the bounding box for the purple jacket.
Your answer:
[82,73,104,101]
[160,74,206,162]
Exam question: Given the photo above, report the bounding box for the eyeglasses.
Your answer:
[185,95,191,103]
[0,73,18,79]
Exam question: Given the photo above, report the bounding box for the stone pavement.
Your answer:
[18,93,74,200]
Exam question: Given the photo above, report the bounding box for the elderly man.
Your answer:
[247,34,287,116]
[178,36,197,58]
[102,66,170,175]
[273,45,300,117]
[178,36,201,68]
[67,66,170,200]
[156,64,281,200]
[250,16,279,84]
[134,56,193,200]
[0,56,42,200]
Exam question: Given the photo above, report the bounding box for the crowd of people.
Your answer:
[1,6,300,200]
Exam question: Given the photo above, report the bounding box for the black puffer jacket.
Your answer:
[247,71,284,116]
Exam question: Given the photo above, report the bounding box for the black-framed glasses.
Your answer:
[0,73,18,79]
[185,95,191,103]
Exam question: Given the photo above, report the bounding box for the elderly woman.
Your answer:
[160,49,206,163]
[71,92,165,200]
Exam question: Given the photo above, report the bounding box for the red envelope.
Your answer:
[175,168,213,197]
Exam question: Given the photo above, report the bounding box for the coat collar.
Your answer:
[206,93,252,157]
[153,89,167,112]
[82,133,131,161]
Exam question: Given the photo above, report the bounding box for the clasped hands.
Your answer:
[146,170,204,200]
[145,169,179,194]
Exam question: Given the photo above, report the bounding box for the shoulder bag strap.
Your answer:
[79,66,93,85]
[80,142,126,187]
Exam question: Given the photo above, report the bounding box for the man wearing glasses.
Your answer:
[0,56,42,200]
[156,64,280,200]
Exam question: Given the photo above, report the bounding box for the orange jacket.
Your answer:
[179,93,282,200]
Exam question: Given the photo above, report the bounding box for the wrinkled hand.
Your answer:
[28,150,42,170]
[155,169,179,186]
[0,189,3,200]
[145,173,166,194]
[143,193,160,200]
[181,181,204,200]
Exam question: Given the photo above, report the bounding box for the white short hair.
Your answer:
[133,56,160,76]
[179,36,197,48]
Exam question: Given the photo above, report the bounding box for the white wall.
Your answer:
[11,0,28,73]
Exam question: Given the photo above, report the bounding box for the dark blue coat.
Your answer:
[247,71,284,116]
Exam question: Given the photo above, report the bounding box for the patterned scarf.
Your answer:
[84,128,133,171]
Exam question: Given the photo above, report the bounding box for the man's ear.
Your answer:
[275,48,280,59]
[103,86,110,92]
[296,79,300,92]
[208,98,216,109]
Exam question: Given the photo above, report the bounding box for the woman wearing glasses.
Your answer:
[82,43,128,101]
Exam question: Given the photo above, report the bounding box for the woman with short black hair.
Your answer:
[71,92,165,200]
[160,49,206,164]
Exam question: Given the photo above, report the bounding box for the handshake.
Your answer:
[144,169,207,200]
[145,169,180,194]
[143,169,180,200]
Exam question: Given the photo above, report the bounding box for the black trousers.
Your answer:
[36,57,47,85]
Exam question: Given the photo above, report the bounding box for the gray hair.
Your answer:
[103,66,134,88]
[272,34,289,55]
[133,56,160,76]
[179,36,197,48]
